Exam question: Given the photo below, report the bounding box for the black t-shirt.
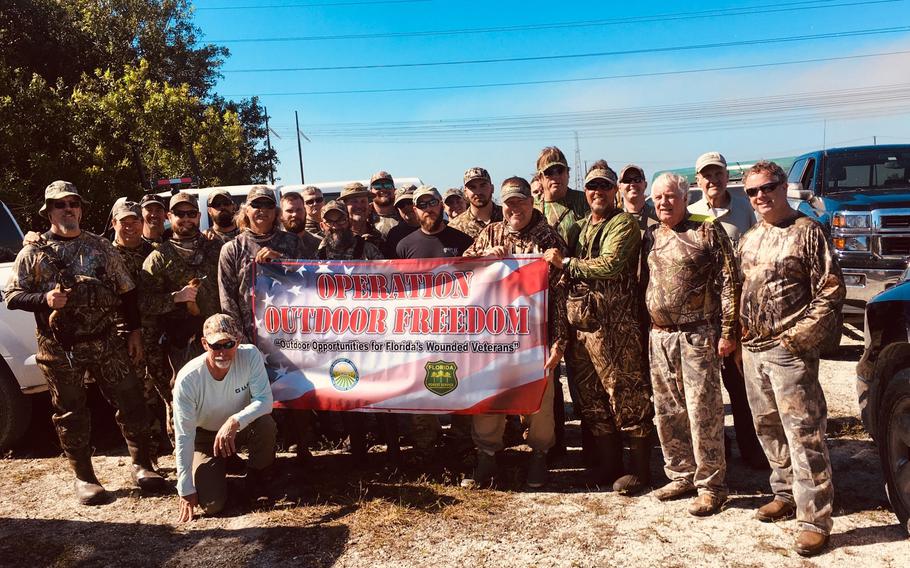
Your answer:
[396,226,473,259]
[384,223,419,258]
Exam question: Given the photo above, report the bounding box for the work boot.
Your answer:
[755,498,796,522]
[589,434,624,487]
[794,530,830,557]
[652,479,696,501]
[461,451,497,489]
[688,492,726,516]
[525,451,548,489]
[613,436,652,495]
[126,439,167,493]
[69,457,109,506]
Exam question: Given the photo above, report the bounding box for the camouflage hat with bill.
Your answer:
[619,164,646,181]
[501,181,532,201]
[394,186,415,206]
[139,193,167,209]
[111,200,141,221]
[370,171,394,186]
[463,167,491,185]
[584,166,618,187]
[169,192,199,211]
[245,185,276,205]
[39,180,85,217]
[321,200,349,221]
[339,182,371,201]
[413,185,442,203]
[202,313,243,344]
[207,188,233,206]
[442,187,464,202]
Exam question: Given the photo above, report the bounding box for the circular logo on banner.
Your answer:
[329,358,360,391]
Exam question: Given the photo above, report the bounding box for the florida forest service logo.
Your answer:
[424,360,458,396]
[329,358,360,391]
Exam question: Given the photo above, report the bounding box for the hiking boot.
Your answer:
[525,451,548,489]
[794,530,830,557]
[653,479,696,501]
[613,436,652,496]
[69,457,109,506]
[688,492,726,516]
[461,451,496,489]
[126,439,167,493]
[755,498,796,522]
[589,434,624,487]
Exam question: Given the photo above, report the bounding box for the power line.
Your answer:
[210,0,900,42]
[196,0,430,11]
[224,49,910,97]
[222,26,910,72]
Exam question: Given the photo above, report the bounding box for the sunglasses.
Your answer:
[621,176,644,184]
[745,181,781,198]
[208,339,237,351]
[210,199,233,208]
[171,209,199,219]
[304,197,324,206]
[250,200,276,210]
[415,198,440,210]
[372,182,395,191]
[543,165,567,177]
[585,181,615,191]
[53,199,81,210]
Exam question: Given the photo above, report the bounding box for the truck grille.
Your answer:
[880,236,910,256]
[881,215,910,229]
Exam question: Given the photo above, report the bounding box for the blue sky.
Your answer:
[193,0,910,193]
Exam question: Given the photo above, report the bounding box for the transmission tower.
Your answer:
[573,131,583,190]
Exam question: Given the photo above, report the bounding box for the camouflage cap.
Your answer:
[169,191,199,211]
[394,186,415,206]
[369,171,394,186]
[463,167,491,185]
[584,166,618,188]
[39,180,85,217]
[619,164,646,181]
[245,185,276,205]
[413,185,442,203]
[202,313,243,344]
[339,182,371,201]
[207,188,233,206]
[301,185,322,197]
[111,200,141,221]
[538,155,569,173]
[695,151,727,173]
[442,187,464,202]
[501,182,532,201]
[139,193,167,209]
[321,200,349,221]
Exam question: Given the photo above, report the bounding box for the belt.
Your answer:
[651,321,709,333]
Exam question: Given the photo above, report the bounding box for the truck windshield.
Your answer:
[0,202,23,262]
[825,150,910,193]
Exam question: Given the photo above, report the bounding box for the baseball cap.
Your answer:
[245,185,276,205]
[321,200,349,221]
[139,194,167,209]
[207,188,232,206]
[463,167,491,185]
[203,314,242,344]
[169,192,199,211]
[413,185,442,203]
[619,164,646,181]
[501,182,532,201]
[442,188,464,203]
[584,167,618,187]
[538,155,569,173]
[394,186,415,206]
[339,182,371,201]
[370,171,394,186]
[39,180,85,217]
[111,201,141,221]
[695,152,727,173]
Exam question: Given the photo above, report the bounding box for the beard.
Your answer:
[329,228,354,249]
[213,210,234,228]
[374,193,393,206]
[469,194,490,208]
[419,213,443,233]
[283,217,305,234]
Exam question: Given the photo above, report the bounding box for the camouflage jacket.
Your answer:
[4,231,134,338]
[203,226,240,245]
[353,223,386,250]
[219,228,315,343]
[114,240,156,329]
[641,215,739,340]
[317,233,384,261]
[141,233,223,335]
[738,213,845,357]
[464,210,569,350]
[535,197,582,249]
[371,208,401,238]
[449,204,504,239]
[305,217,324,239]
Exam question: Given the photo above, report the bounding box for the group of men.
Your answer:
[4,147,843,556]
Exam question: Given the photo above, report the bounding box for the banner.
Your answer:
[253,255,549,414]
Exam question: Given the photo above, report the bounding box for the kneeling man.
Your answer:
[174,314,277,522]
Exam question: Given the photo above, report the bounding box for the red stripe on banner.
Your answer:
[498,258,549,299]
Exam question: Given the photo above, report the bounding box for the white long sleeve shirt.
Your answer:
[172,345,273,496]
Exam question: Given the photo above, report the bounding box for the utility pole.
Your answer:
[573,131,582,190]
[264,106,275,185]
[874,135,877,145]
[295,110,305,184]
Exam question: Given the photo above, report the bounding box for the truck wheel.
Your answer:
[878,369,910,533]
[0,366,32,450]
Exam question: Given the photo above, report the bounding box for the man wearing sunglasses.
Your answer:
[737,161,845,557]
[174,314,277,522]
[301,185,326,238]
[619,164,658,233]
[142,192,225,374]
[203,189,239,244]
[5,181,165,505]
[369,171,401,238]
[340,182,386,250]
[449,167,503,239]
[534,146,589,247]
[688,152,767,472]
[384,186,420,259]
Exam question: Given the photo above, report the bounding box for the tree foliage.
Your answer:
[0,0,276,231]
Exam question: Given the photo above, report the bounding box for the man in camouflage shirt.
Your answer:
[535,146,589,248]
[340,182,385,250]
[369,170,401,238]
[141,192,224,375]
[641,173,739,514]
[279,191,322,253]
[544,162,653,491]
[301,185,325,238]
[738,161,845,557]
[203,188,240,244]
[462,177,568,489]
[4,181,164,505]
[449,167,503,238]
[139,194,169,245]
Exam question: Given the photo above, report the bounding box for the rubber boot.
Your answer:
[613,436,652,495]
[590,433,624,487]
[69,457,109,506]
[126,439,167,493]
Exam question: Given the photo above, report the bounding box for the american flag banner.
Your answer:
[253,255,549,414]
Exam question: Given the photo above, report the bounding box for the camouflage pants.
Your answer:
[743,343,833,535]
[139,327,174,455]
[649,325,727,495]
[35,333,150,462]
[566,327,653,438]
[472,374,555,454]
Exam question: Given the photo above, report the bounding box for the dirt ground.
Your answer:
[1,328,908,567]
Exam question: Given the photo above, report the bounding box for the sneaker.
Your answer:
[461,451,496,489]
[525,451,548,489]
[755,498,796,522]
[794,530,830,557]
[653,479,696,501]
[688,492,726,516]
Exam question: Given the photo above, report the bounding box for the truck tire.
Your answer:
[0,364,32,450]
[878,368,910,534]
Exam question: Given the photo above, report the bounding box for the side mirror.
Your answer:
[786,182,813,201]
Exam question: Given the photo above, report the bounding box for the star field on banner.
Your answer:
[252,255,549,414]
